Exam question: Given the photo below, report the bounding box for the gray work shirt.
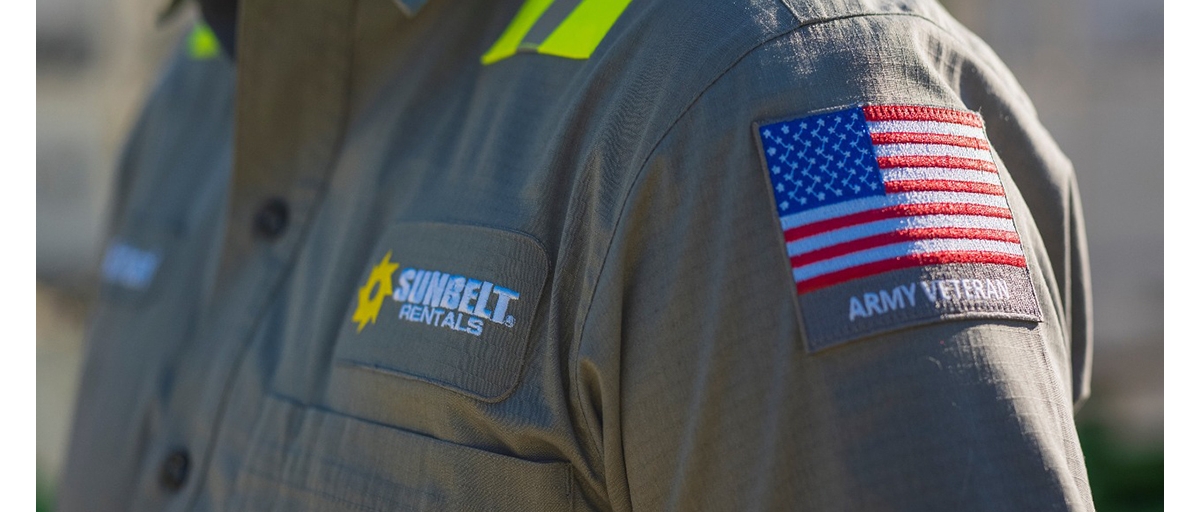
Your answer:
[60,0,1095,510]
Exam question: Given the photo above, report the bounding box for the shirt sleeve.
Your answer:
[574,12,1094,512]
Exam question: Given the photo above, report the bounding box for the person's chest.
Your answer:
[83,1,659,509]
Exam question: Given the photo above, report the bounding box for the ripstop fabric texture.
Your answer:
[59,0,1094,510]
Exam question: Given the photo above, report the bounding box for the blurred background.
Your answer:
[35,0,1164,510]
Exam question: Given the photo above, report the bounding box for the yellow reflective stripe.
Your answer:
[481,0,559,65]
[187,23,221,60]
[535,0,633,60]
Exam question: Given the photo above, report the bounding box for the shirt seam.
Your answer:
[567,7,946,470]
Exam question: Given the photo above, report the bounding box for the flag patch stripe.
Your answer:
[873,143,992,160]
[866,120,986,139]
[880,167,1002,185]
[870,131,991,149]
[877,155,998,172]
[785,214,1018,254]
[758,104,1028,293]
[789,227,1023,267]
[780,192,1012,231]
[795,251,1029,294]
[862,104,984,127]
[784,202,1015,242]
[884,179,1006,196]
[791,238,1026,282]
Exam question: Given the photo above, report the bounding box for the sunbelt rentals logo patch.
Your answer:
[352,252,521,337]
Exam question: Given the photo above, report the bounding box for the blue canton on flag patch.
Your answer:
[760,108,883,216]
[755,104,1043,353]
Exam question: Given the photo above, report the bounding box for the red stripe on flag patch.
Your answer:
[783,202,1014,242]
[870,131,990,149]
[876,155,998,173]
[862,105,984,128]
[884,180,1006,196]
[789,227,1022,267]
[795,250,1028,294]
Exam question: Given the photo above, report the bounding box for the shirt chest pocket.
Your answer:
[230,394,577,511]
[234,228,577,510]
[328,221,550,404]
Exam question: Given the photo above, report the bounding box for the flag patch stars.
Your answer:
[756,104,1043,353]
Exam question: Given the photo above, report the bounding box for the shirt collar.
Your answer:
[161,0,431,29]
[392,0,429,18]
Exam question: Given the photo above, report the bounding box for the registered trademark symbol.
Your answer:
[505,315,515,327]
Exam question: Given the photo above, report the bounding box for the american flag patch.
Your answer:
[757,104,1042,352]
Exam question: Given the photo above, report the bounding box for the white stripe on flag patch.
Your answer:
[778,191,1011,230]
[880,167,1003,185]
[792,238,1026,281]
[866,120,987,139]
[786,214,1018,255]
[872,143,992,161]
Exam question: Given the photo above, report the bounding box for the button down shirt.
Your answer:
[61,0,1095,510]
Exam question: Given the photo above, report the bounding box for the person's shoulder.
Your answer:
[562,0,1041,212]
[602,0,970,64]
[596,0,999,140]
[587,0,991,121]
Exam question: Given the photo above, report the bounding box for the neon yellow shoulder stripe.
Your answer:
[481,0,559,65]
[536,0,633,60]
[481,0,633,65]
[188,22,221,60]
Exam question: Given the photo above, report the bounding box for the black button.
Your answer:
[253,198,289,239]
[159,449,190,491]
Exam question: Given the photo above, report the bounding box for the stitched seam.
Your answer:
[776,3,944,33]
[567,19,795,467]
[569,9,949,461]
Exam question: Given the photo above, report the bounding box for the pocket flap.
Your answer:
[334,222,549,401]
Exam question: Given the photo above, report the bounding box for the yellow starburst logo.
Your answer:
[351,251,399,333]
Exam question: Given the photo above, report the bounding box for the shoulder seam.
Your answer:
[567,7,946,469]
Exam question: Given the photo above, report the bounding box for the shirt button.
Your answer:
[159,449,190,491]
[253,198,289,239]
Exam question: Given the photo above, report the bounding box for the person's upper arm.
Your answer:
[575,10,1093,511]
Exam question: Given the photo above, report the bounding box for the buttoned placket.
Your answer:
[144,0,362,508]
